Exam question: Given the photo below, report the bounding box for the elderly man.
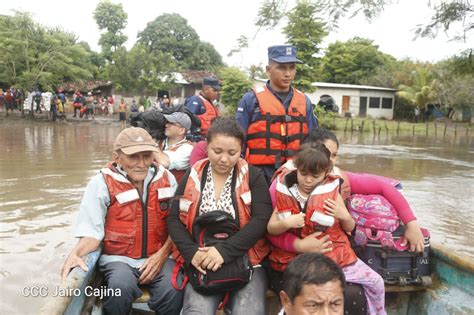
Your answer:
[155,112,194,182]
[184,77,220,137]
[61,127,183,315]
[236,45,318,183]
[279,253,345,315]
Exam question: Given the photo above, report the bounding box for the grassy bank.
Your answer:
[318,114,473,137]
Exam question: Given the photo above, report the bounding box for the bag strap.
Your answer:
[171,260,188,291]
[217,292,230,311]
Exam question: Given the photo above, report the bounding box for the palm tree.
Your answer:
[397,67,437,113]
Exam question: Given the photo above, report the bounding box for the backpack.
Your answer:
[186,211,253,295]
[129,106,201,141]
[347,194,407,250]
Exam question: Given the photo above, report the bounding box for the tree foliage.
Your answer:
[320,37,392,85]
[432,57,474,112]
[93,0,128,62]
[0,12,94,90]
[396,67,437,111]
[283,0,327,92]
[138,13,223,70]
[218,67,253,113]
[256,0,473,40]
[105,44,177,94]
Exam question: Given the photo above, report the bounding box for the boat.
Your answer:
[40,241,474,315]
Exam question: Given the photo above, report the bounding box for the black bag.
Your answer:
[129,106,201,141]
[187,211,253,295]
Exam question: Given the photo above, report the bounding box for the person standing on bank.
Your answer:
[60,127,183,315]
[184,77,220,137]
[236,45,318,183]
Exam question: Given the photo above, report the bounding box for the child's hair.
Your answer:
[206,117,245,146]
[293,143,332,175]
[301,128,339,148]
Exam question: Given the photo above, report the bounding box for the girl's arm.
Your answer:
[346,171,416,224]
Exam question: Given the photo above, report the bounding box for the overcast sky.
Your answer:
[1,0,470,69]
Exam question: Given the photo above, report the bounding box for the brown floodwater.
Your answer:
[0,121,473,314]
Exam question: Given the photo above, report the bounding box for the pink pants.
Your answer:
[342,258,386,315]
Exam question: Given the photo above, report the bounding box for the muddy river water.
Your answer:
[0,121,472,314]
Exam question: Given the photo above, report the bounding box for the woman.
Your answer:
[167,117,272,315]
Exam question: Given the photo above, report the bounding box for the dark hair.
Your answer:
[282,253,346,303]
[301,128,339,148]
[206,117,245,146]
[293,143,332,175]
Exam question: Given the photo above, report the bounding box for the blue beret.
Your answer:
[268,45,302,64]
[203,77,221,90]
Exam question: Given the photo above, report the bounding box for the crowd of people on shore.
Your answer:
[60,45,426,315]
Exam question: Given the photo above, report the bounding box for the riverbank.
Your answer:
[0,110,120,125]
[318,114,473,138]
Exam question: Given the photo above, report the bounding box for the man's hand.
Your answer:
[61,253,89,280]
[138,251,167,284]
[199,246,224,272]
[294,231,333,254]
[60,237,99,280]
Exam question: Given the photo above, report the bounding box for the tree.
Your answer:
[0,12,94,91]
[283,0,328,92]
[137,13,223,70]
[93,0,128,62]
[432,57,474,117]
[218,67,253,113]
[256,0,473,41]
[106,44,177,94]
[396,66,437,112]
[320,37,392,85]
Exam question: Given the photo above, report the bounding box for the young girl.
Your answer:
[268,144,386,315]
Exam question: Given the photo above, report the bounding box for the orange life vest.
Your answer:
[269,169,357,271]
[101,163,175,259]
[246,86,308,167]
[158,139,194,183]
[197,95,219,135]
[171,158,270,266]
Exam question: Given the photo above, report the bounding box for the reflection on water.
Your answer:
[0,123,472,313]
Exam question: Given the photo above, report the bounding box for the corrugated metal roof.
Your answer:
[312,82,397,91]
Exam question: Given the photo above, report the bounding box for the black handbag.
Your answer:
[187,210,253,295]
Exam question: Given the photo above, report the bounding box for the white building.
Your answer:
[307,82,397,119]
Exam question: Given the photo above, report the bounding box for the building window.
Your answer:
[369,97,380,108]
[382,97,393,109]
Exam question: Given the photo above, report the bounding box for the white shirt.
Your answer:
[161,138,194,170]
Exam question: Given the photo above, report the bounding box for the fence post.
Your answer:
[360,119,364,132]
[454,124,457,137]
[397,121,400,135]
[384,122,389,133]
[412,125,415,136]
[351,118,354,132]
[372,120,376,134]
[425,122,429,136]
[344,118,349,132]
[444,123,448,137]
[434,122,437,136]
